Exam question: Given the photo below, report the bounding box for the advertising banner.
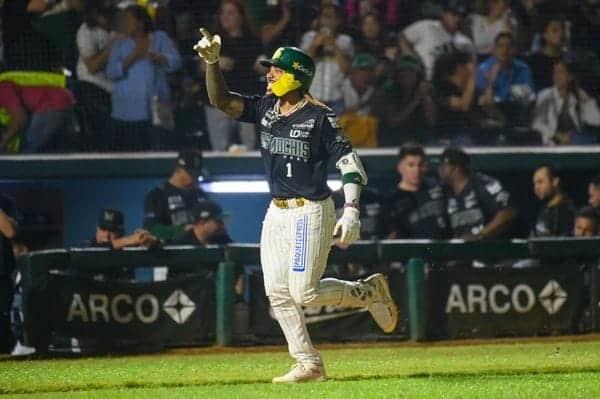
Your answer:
[46,272,215,349]
[427,265,584,339]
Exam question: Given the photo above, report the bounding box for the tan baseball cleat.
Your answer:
[272,363,326,383]
[363,273,398,333]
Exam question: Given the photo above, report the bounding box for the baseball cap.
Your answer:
[396,54,423,72]
[440,147,470,168]
[192,200,227,223]
[98,208,124,233]
[176,150,204,177]
[443,0,467,16]
[352,53,377,70]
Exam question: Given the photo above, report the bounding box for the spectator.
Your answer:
[0,194,17,354]
[573,206,599,237]
[476,32,534,102]
[201,0,261,152]
[89,208,158,249]
[143,150,207,242]
[467,0,517,59]
[377,55,436,146]
[433,50,505,146]
[569,0,600,59]
[339,53,379,147]
[532,59,600,145]
[1,0,54,70]
[259,0,294,57]
[27,0,84,75]
[344,0,403,31]
[399,0,474,80]
[438,147,517,240]
[75,2,117,149]
[0,73,76,153]
[588,174,600,212]
[383,143,448,239]
[531,164,575,237]
[354,12,386,59]
[106,5,181,151]
[301,3,354,114]
[476,32,535,142]
[527,16,567,92]
[169,200,232,245]
[174,77,211,150]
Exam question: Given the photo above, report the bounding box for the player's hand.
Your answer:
[194,28,221,65]
[333,207,361,245]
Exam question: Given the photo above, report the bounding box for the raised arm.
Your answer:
[194,28,245,119]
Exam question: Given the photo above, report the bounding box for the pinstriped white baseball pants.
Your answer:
[260,197,369,365]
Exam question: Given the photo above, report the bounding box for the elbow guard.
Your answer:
[336,151,368,186]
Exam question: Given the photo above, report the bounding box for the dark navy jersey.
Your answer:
[446,173,515,238]
[532,197,575,237]
[383,178,449,239]
[238,94,353,200]
[143,182,206,228]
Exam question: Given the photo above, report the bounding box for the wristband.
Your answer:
[343,203,359,209]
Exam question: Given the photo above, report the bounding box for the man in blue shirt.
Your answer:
[476,32,536,143]
[476,32,534,102]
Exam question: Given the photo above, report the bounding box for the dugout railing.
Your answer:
[18,238,600,352]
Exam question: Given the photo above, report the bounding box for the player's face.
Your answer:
[399,155,426,187]
[589,183,600,209]
[266,66,285,95]
[437,162,454,185]
[493,36,514,64]
[441,11,462,33]
[122,10,141,36]
[219,2,242,33]
[361,14,380,39]
[553,62,572,90]
[96,227,119,243]
[533,168,555,201]
[574,217,596,237]
[543,21,565,48]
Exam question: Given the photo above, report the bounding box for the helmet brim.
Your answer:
[259,59,280,68]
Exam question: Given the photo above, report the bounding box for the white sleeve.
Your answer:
[580,98,600,126]
[300,31,317,51]
[76,24,97,58]
[402,20,429,45]
[336,34,355,57]
[531,90,555,145]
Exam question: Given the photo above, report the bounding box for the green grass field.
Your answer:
[2,337,600,398]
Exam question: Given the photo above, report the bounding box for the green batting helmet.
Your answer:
[260,47,315,92]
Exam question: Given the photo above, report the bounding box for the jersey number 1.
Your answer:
[286,162,292,178]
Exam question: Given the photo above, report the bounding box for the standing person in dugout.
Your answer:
[195,29,398,383]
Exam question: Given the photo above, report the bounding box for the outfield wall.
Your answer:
[18,239,600,353]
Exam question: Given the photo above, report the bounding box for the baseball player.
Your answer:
[195,29,398,383]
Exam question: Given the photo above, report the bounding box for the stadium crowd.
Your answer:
[1,0,600,152]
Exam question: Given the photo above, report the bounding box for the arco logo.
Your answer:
[445,280,567,315]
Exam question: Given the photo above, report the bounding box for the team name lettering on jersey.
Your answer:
[261,109,278,128]
[261,132,310,160]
